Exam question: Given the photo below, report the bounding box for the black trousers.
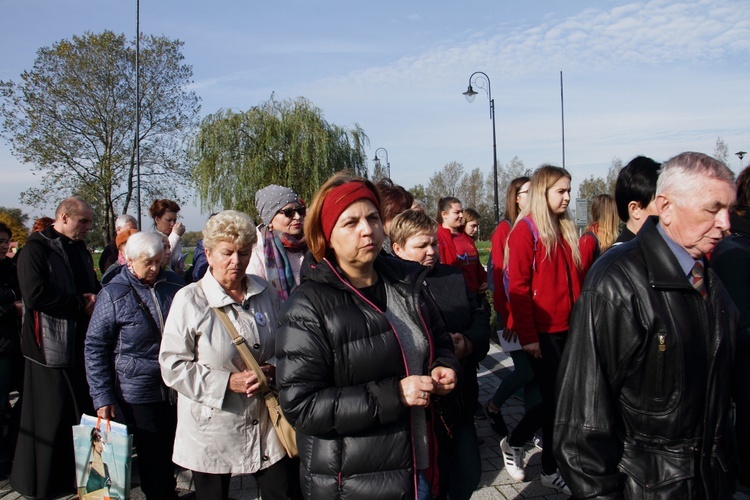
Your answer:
[192,456,302,500]
[117,399,177,500]
[508,332,567,474]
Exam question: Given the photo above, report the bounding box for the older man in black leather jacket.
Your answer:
[554,152,739,499]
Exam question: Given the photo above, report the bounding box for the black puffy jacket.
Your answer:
[276,253,459,500]
[424,264,489,429]
[554,217,739,499]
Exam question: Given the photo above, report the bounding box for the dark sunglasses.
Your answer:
[277,206,306,218]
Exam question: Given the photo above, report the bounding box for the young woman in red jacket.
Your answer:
[435,197,487,300]
[499,165,581,495]
[490,176,530,327]
[578,193,618,277]
[484,177,541,437]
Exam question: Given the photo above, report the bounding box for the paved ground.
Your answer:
[1,340,748,499]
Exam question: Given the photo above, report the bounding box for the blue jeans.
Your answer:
[418,470,432,500]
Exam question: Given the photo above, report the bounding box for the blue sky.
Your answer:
[1,0,749,230]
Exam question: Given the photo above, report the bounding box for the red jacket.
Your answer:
[506,217,581,345]
[490,219,512,328]
[578,223,600,278]
[436,225,487,294]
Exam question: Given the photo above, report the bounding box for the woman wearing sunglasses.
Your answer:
[248,185,307,303]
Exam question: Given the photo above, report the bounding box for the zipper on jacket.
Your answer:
[323,258,423,498]
[655,333,666,399]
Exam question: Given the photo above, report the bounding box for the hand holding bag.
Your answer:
[73,415,132,499]
[199,281,298,458]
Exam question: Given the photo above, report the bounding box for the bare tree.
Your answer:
[426,161,466,210]
[714,137,729,164]
[578,175,607,201]
[606,157,623,195]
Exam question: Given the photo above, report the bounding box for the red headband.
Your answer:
[321,181,380,241]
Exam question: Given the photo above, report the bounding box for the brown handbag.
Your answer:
[201,282,298,458]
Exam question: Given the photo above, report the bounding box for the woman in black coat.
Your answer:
[390,209,490,500]
[712,165,750,486]
[276,172,460,500]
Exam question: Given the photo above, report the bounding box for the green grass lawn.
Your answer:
[476,239,491,267]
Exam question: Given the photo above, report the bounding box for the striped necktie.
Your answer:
[690,261,707,299]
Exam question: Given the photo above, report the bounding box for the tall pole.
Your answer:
[373,147,390,179]
[560,71,566,169]
[463,71,499,224]
[135,0,142,229]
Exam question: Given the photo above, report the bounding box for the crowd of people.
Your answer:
[0,150,747,499]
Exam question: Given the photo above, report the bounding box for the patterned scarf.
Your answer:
[263,227,307,302]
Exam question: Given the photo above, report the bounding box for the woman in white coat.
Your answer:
[159,210,301,500]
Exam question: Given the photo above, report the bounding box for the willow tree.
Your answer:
[0,31,201,244]
[191,95,368,219]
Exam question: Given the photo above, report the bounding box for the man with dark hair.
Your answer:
[613,155,661,243]
[555,152,738,498]
[11,196,99,498]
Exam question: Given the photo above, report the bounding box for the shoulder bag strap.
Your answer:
[129,283,162,337]
[197,280,271,396]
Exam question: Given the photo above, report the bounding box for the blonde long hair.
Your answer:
[588,194,618,253]
[506,165,580,267]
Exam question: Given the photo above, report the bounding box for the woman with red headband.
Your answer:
[276,171,460,499]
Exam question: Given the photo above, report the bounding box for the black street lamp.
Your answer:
[373,147,390,179]
[737,151,747,169]
[463,71,499,224]
[135,0,142,228]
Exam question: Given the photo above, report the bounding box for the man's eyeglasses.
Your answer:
[277,207,306,218]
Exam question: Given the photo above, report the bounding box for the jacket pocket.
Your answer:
[188,401,215,430]
[619,444,694,499]
[622,330,682,415]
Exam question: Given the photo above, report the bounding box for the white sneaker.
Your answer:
[499,437,526,481]
[540,469,571,495]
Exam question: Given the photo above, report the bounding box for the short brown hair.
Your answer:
[376,178,414,227]
[389,209,438,249]
[149,199,180,219]
[463,208,480,223]
[304,171,381,262]
[31,217,54,233]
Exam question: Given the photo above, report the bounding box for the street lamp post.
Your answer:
[463,71,499,224]
[135,0,142,228]
[737,151,747,170]
[373,147,390,179]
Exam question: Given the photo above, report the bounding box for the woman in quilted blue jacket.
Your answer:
[85,231,184,500]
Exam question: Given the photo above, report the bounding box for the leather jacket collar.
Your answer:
[638,216,695,290]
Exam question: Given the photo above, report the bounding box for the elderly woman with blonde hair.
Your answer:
[159,210,301,500]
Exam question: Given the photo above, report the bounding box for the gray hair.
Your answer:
[124,231,164,260]
[115,214,138,231]
[202,210,257,251]
[657,152,735,205]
